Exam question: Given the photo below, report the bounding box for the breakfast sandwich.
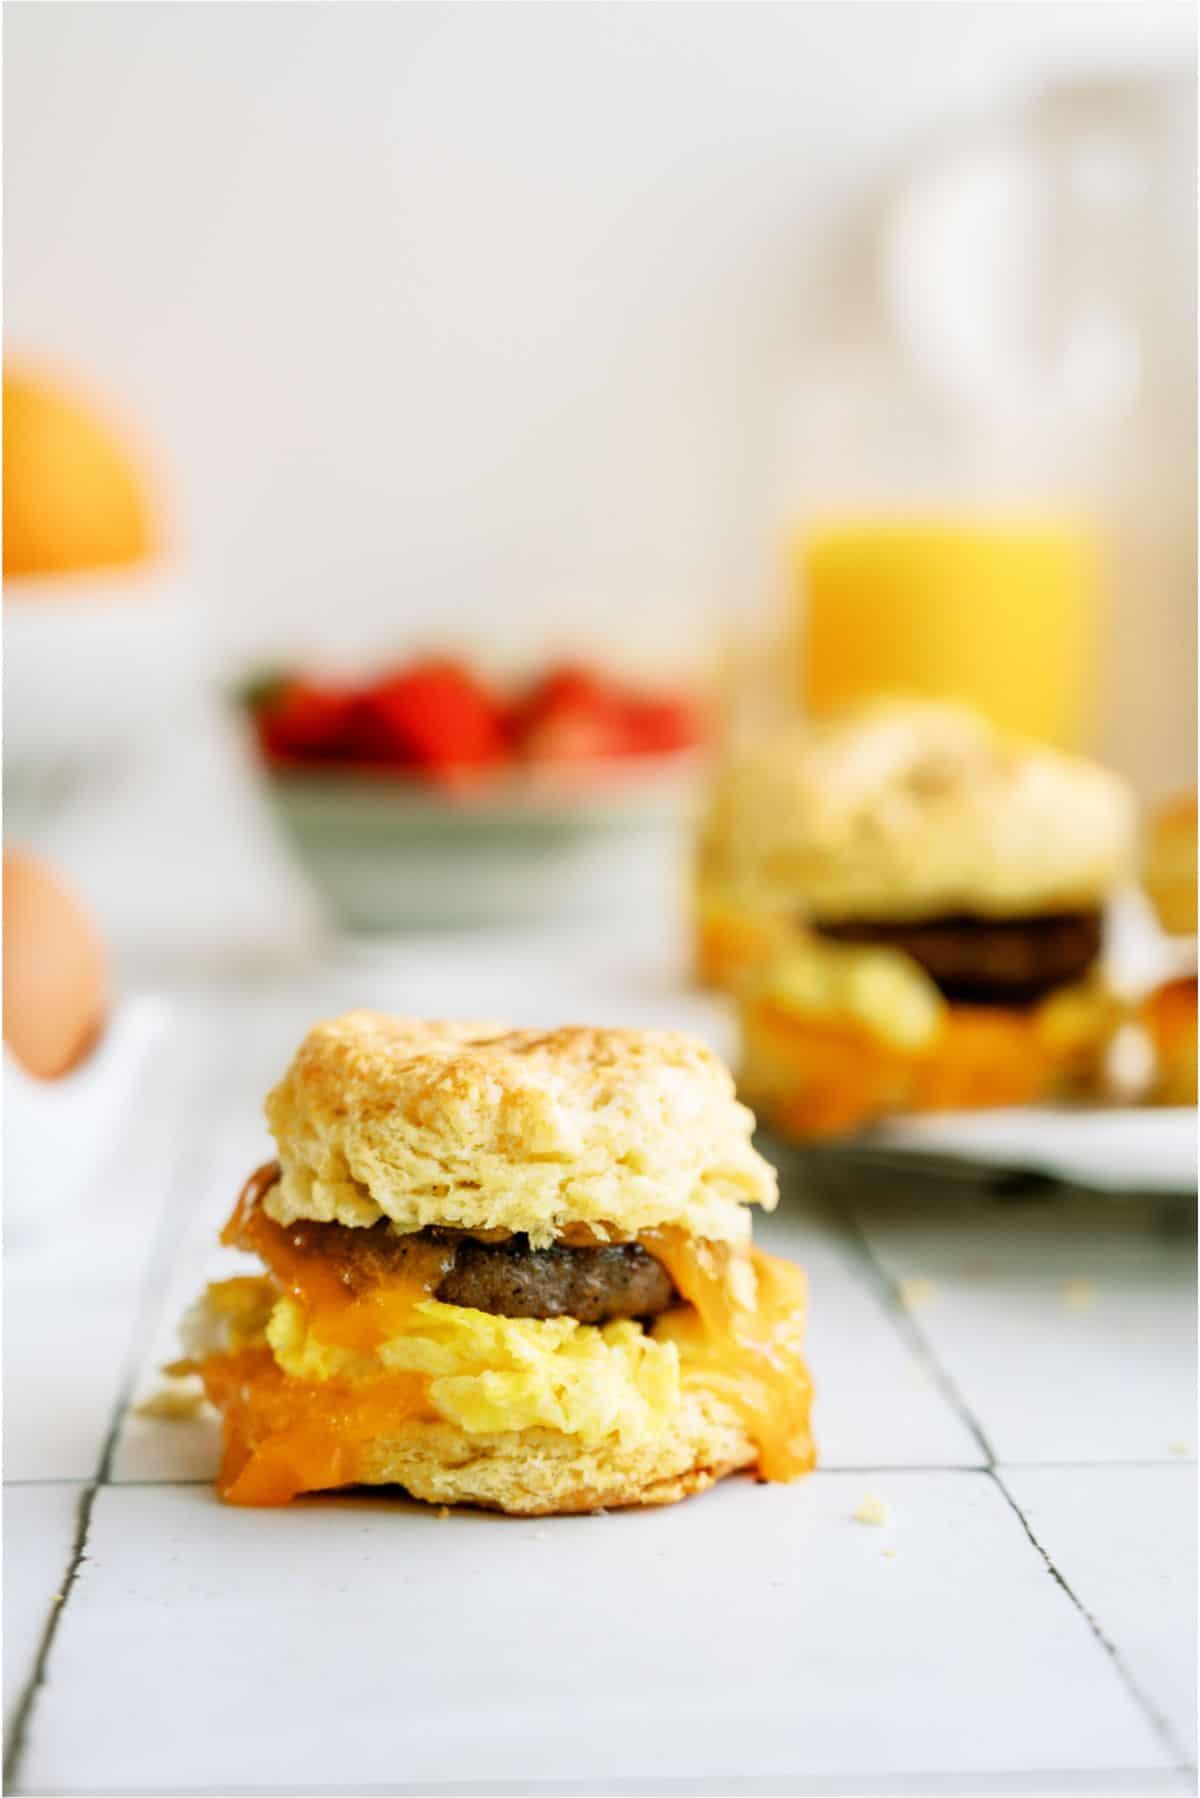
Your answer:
[697,699,1135,1138]
[1139,792,1197,1105]
[177,1014,814,1513]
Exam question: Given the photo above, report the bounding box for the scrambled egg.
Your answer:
[758,933,945,1051]
[265,1293,681,1448]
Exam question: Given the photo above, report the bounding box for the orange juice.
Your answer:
[799,519,1098,748]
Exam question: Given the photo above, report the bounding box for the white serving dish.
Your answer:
[870,1105,1198,1195]
[260,754,703,932]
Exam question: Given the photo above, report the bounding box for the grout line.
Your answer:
[25,1769,1196,1798]
[990,1467,1192,1769]
[830,1199,998,1465]
[2,1481,98,1791]
[3,1458,1195,1491]
[3,1074,216,1792]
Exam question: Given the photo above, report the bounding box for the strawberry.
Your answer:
[511,665,629,762]
[351,659,510,779]
[254,678,357,761]
[513,664,702,762]
[617,695,701,757]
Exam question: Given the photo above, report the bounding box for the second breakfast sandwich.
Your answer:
[180,1014,814,1512]
[698,699,1135,1137]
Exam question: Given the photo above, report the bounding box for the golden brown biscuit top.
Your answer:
[263,1013,776,1245]
[699,698,1135,923]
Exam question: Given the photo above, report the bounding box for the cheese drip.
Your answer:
[222,1162,451,1351]
[646,1230,815,1481]
[201,1348,436,1506]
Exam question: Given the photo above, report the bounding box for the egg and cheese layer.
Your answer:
[188,1188,814,1508]
[266,1293,681,1444]
[738,933,1119,1140]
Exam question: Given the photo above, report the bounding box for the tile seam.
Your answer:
[4,1050,215,1791]
[830,1200,997,1465]
[991,1466,1191,1769]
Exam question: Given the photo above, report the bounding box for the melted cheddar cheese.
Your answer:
[739,939,1118,1140]
[647,1230,814,1481]
[695,891,797,992]
[1140,974,1198,1105]
[193,1182,814,1506]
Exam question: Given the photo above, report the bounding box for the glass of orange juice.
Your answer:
[798,517,1100,749]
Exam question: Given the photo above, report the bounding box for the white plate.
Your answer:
[4,994,172,1256]
[865,1106,1197,1194]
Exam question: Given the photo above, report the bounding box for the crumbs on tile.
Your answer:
[1061,1277,1096,1311]
[897,1277,936,1311]
[134,1384,206,1422]
[853,1493,889,1526]
[881,1547,897,1559]
[1169,1441,1190,1457]
[434,1506,451,1519]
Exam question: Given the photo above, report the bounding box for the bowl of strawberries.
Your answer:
[243,656,706,931]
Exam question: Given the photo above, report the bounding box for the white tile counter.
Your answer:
[4,928,1196,1797]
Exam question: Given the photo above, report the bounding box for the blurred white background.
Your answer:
[4,1,1196,969]
[6,3,1195,687]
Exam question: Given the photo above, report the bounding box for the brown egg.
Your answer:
[3,850,108,1079]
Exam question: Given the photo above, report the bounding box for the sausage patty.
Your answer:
[433,1232,676,1323]
[262,1208,677,1325]
[815,909,1102,1006]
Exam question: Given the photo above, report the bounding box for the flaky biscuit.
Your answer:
[1144,793,1197,938]
[347,1385,756,1514]
[264,1014,776,1245]
[699,699,1134,923]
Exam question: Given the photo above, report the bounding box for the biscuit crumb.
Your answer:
[881,1547,897,1559]
[853,1493,889,1526]
[134,1384,206,1422]
[592,1506,609,1517]
[435,1506,451,1519]
[897,1277,936,1311]
[1061,1277,1096,1311]
[1169,1441,1189,1457]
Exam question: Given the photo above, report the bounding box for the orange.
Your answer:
[3,363,159,578]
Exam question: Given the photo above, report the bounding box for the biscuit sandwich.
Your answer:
[1139,792,1197,1105]
[177,1014,814,1513]
[697,698,1135,1138]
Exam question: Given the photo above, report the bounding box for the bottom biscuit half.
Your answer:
[353,1391,758,1515]
[201,1346,761,1515]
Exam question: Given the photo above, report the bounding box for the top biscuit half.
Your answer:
[699,697,1135,924]
[263,1014,776,1246]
